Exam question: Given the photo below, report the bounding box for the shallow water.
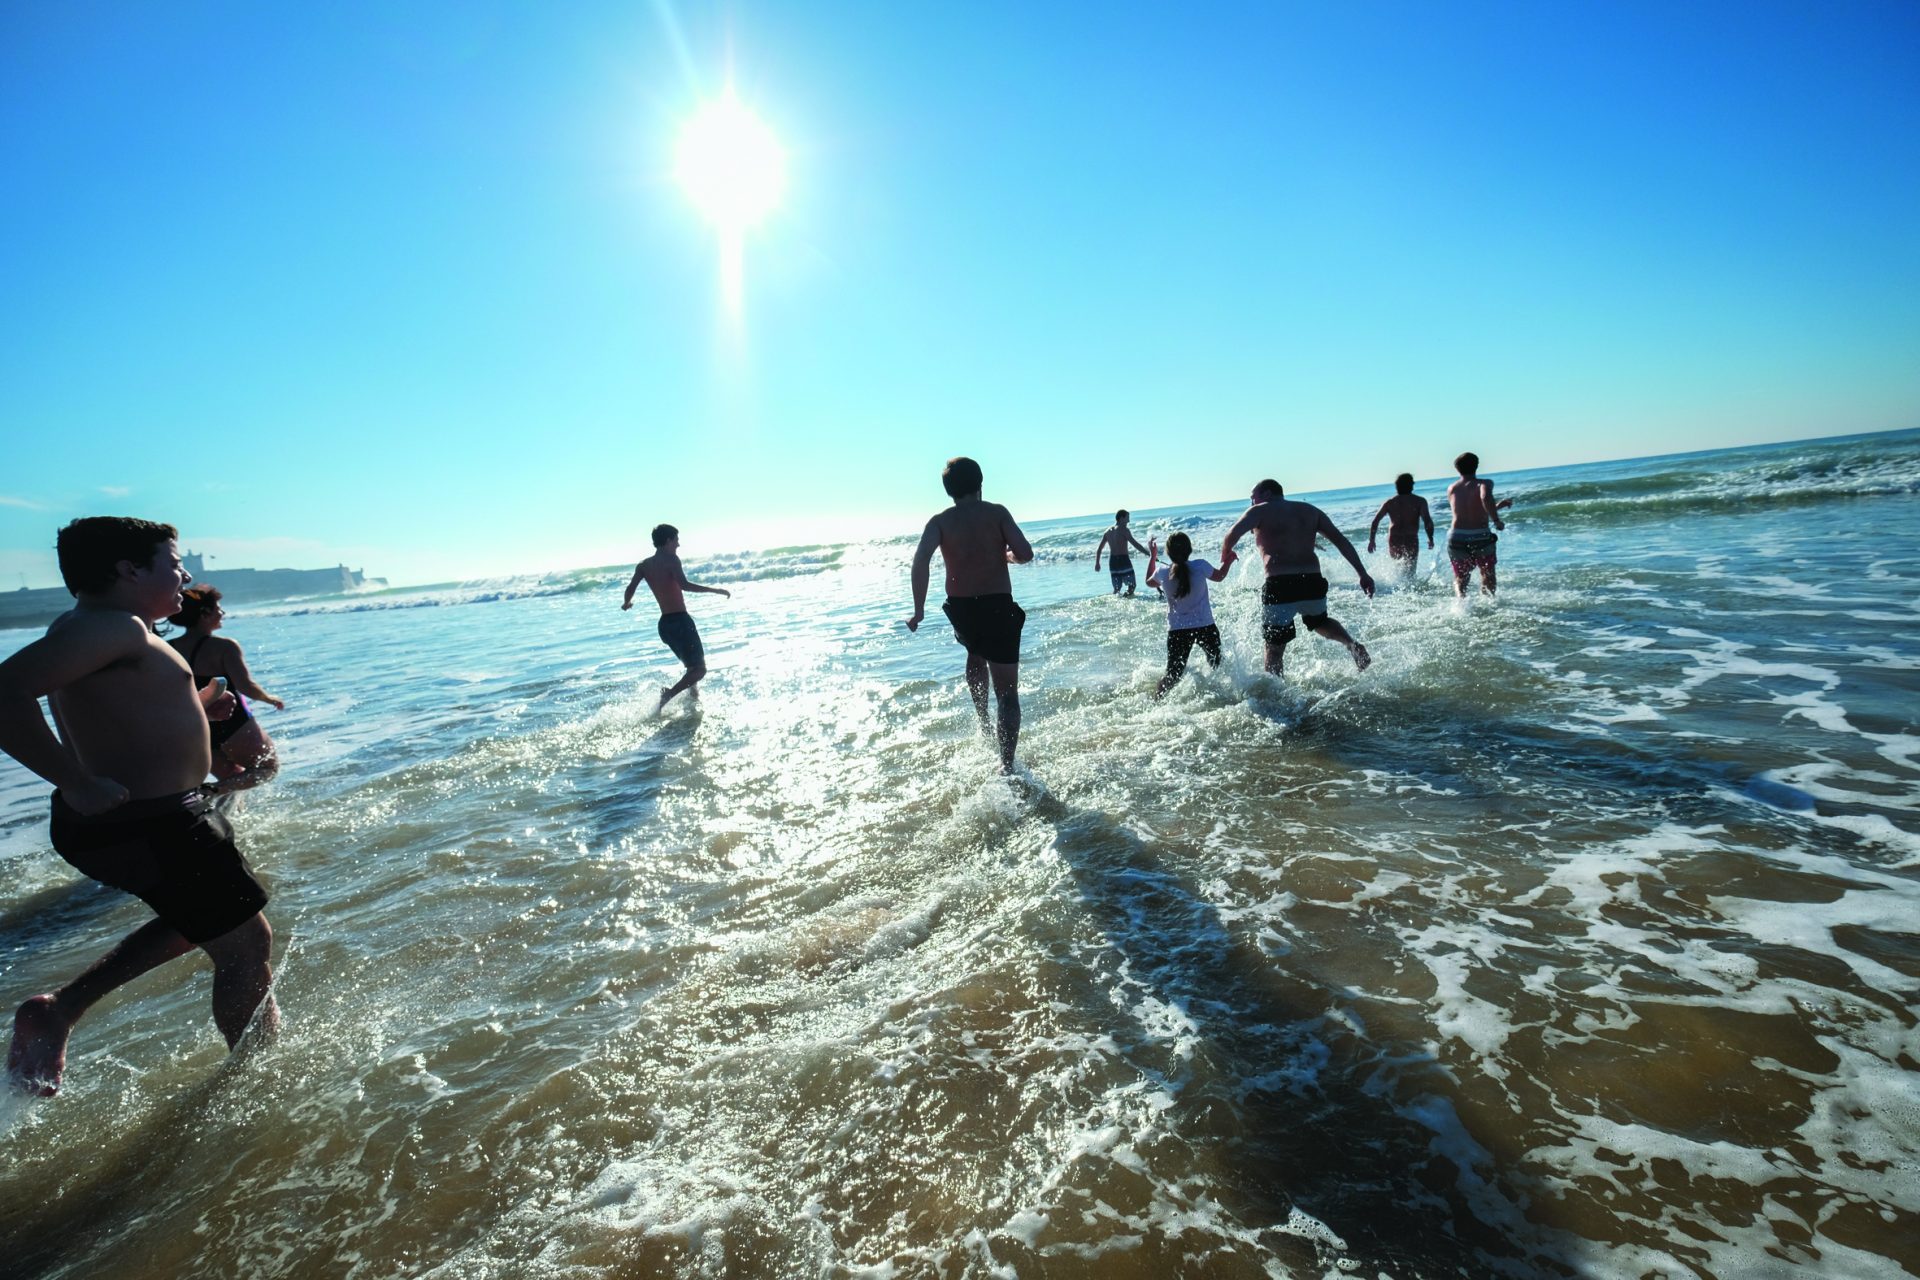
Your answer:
[2,431,1917,1278]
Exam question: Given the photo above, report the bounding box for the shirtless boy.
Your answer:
[905,457,1035,772]
[1445,452,1505,597]
[1093,510,1151,597]
[1221,479,1374,676]
[622,524,731,707]
[1367,473,1434,575]
[1,517,278,1096]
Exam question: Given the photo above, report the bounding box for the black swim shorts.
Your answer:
[942,593,1025,665]
[658,611,705,670]
[1262,573,1330,640]
[50,790,270,944]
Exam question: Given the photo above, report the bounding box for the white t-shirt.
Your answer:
[1148,559,1215,629]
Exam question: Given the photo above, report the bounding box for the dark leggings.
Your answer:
[1165,624,1223,684]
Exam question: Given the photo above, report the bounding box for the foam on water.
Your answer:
[2,430,1918,1277]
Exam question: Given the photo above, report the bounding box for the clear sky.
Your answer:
[3,1,1917,587]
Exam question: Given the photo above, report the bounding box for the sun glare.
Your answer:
[674,91,787,233]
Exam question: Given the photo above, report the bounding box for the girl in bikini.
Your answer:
[167,585,284,788]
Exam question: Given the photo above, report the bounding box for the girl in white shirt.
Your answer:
[1143,533,1237,698]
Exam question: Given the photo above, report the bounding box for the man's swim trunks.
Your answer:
[1110,565,1136,594]
[942,593,1025,665]
[1447,529,1498,575]
[50,789,269,944]
[658,611,705,670]
[1262,573,1329,640]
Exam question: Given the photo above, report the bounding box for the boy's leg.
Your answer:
[964,652,991,729]
[1263,622,1295,675]
[9,916,196,1095]
[660,662,705,706]
[987,661,1020,771]
[1304,614,1372,671]
[199,913,277,1049]
[1480,561,1498,596]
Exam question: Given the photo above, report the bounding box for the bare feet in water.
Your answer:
[1353,643,1372,672]
[8,995,69,1096]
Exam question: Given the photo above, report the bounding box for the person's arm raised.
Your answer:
[1317,510,1375,598]
[1003,509,1035,565]
[0,616,144,812]
[1209,549,1237,582]
[1221,509,1256,562]
[219,639,284,710]
[677,566,732,599]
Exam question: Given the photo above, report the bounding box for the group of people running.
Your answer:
[1,455,1502,1097]
[626,451,1508,774]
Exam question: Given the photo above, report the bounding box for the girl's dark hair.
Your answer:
[1168,531,1192,599]
[170,583,222,628]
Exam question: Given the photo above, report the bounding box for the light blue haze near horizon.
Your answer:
[2,0,1917,588]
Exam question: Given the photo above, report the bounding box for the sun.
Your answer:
[674,90,787,233]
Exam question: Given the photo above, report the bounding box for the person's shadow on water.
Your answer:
[1003,783,1550,1279]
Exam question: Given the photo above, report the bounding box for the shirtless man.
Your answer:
[1093,510,1151,597]
[1367,473,1434,577]
[1221,479,1374,676]
[1,517,278,1096]
[622,523,731,707]
[1445,451,1506,597]
[905,457,1035,772]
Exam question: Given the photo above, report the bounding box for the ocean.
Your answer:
[2,430,1917,1278]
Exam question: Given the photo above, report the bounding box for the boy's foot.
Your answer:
[8,995,69,1097]
[1352,643,1372,672]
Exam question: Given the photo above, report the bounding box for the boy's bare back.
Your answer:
[927,500,1027,597]
[1383,493,1429,537]
[1448,478,1500,530]
[630,553,688,614]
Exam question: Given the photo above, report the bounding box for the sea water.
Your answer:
[1,431,1916,1278]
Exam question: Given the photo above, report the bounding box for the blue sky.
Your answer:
[3,1,1916,587]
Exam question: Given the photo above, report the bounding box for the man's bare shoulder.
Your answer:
[47,607,149,649]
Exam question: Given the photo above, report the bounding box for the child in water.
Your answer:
[1143,533,1236,698]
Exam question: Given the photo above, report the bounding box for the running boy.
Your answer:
[1367,473,1434,575]
[1093,510,1151,596]
[1445,452,1505,596]
[905,457,1035,772]
[1,517,278,1096]
[623,524,732,707]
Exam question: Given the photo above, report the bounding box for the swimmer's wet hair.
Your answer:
[943,457,983,498]
[651,524,678,548]
[1455,452,1479,476]
[1253,479,1282,500]
[1116,509,1129,522]
[170,583,223,629]
[56,516,179,597]
[1396,473,1414,494]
